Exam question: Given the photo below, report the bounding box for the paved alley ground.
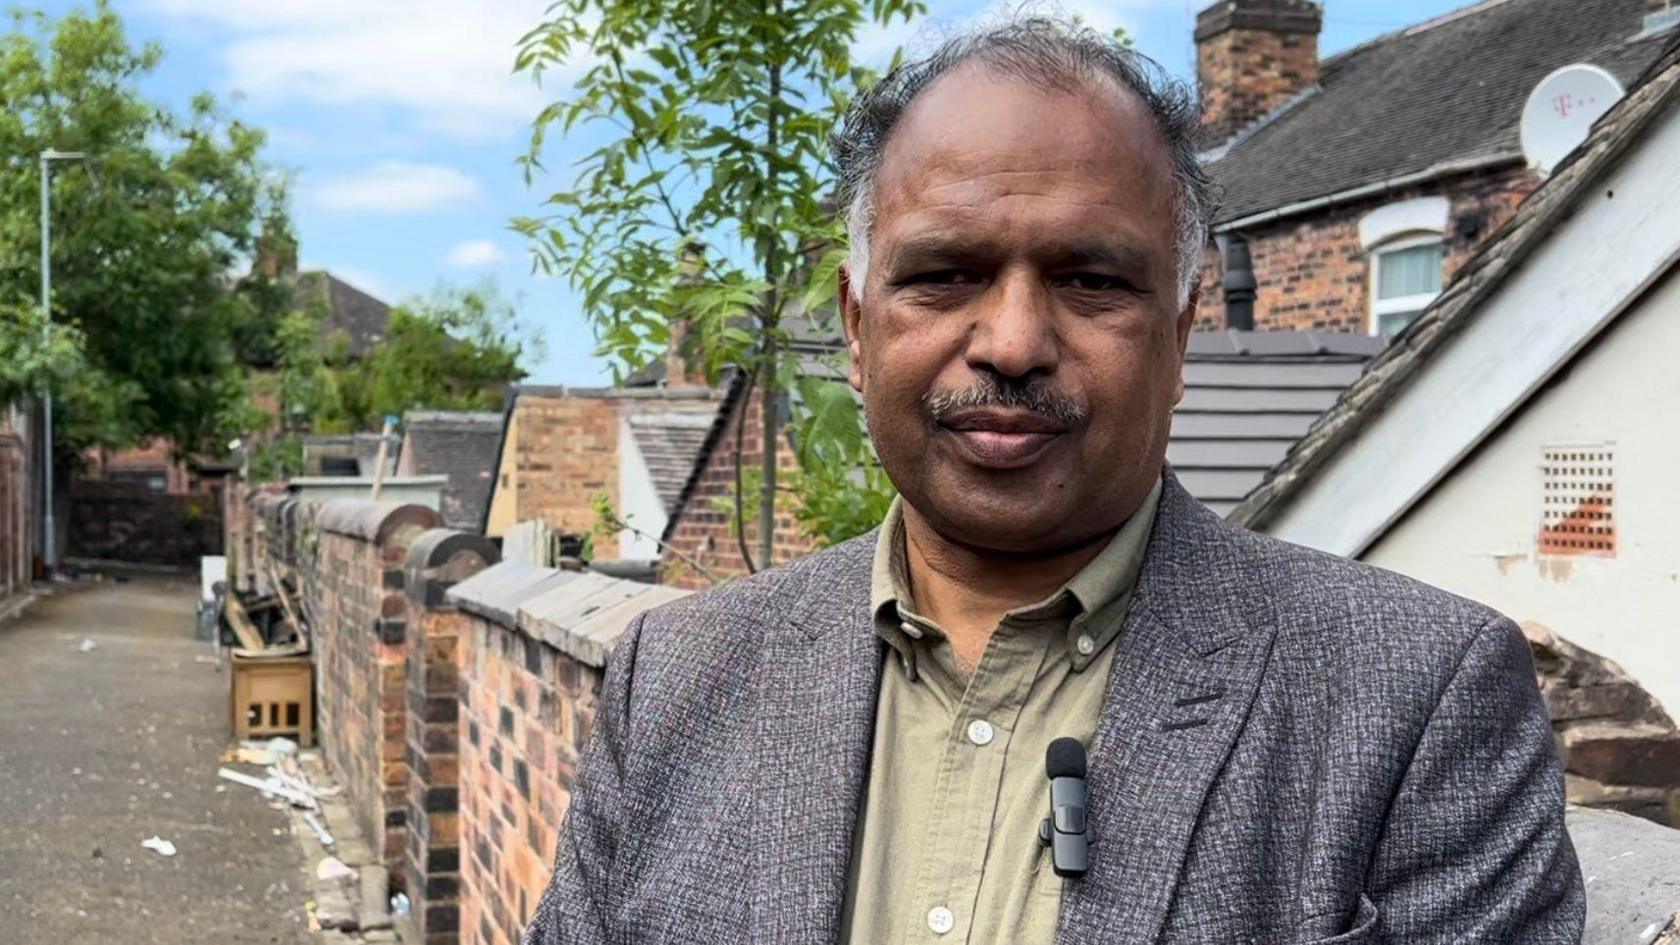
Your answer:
[0,576,316,945]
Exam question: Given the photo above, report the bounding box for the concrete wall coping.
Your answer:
[315,497,441,544]
[446,561,691,668]
[405,528,500,608]
[446,562,577,629]
[1570,806,1680,943]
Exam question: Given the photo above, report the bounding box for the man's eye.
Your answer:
[908,269,982,285]
[1055,272,1128,291]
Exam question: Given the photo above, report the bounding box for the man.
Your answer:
[526,18,1583,945]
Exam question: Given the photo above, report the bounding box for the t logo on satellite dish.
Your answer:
[1520,63,1626,177]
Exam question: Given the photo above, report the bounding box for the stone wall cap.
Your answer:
[520,577,690,668]
[446,562,577,628]
[1569,806,1680,944]
[315,497,441,543]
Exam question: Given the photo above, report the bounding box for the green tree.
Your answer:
[514,0,920,572]
[272,283,532,439]
[0,2,273,465]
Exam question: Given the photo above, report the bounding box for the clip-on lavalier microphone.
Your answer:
[1037,736,1091,878]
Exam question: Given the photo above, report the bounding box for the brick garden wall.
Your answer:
[66,478,223,566]
[660,385,818,589]
[1195,164,1539,332]
[309,500,442,873]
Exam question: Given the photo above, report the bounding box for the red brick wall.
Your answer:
[307,501,441,872]
[660,386,816,589]
[457,607,602,945]
[1196,0,1322,143]
[1195,165,1539,331]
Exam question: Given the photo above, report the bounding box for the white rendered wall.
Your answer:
[616,417,666,561]
[1365,265,1680,714]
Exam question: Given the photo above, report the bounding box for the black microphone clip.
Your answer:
[1037,736,1091,878]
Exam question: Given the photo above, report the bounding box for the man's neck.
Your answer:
[900,508,1116,674]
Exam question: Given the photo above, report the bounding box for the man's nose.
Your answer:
[965,268,1060,379]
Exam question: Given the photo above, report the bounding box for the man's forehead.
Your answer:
[872,62,1176,217]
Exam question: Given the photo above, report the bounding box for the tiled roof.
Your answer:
[397,411,504,530]
[1209,0,1671,225]
[294,271,392,357]
[1232,34,1680,528]
[627,412,716,514]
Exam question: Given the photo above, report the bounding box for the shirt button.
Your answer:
[966,719,995,746]
[927,906,955,935]
[1075,634,1096,656]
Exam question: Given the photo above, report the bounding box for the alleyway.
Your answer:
[0,577,315,945]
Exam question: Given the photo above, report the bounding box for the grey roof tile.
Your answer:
[397,411,504,530]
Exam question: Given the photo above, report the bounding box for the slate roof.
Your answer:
[294,270,392,357]
[1208,0,1672,225]
[662,328,1382,531]
[397,411,504,531]
[627,412,716,514]
[1231,34,1680,529]
[1173,330,1381,515]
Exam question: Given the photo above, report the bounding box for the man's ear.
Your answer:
[1173,287,1200,405]
[839,264,865,393]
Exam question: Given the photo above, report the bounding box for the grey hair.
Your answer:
[833,16,1219,308]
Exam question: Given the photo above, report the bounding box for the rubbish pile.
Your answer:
[216,569,315,747]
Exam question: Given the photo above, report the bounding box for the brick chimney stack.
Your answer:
[1196,0,1323,143]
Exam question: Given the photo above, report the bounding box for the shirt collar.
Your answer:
[869,474,1164,676]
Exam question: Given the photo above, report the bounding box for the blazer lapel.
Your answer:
[748,540,882,945]
[1059,469,1281,945]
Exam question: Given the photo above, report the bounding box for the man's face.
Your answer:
[841,64,1196,553]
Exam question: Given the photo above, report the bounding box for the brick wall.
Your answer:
[308,500,442,872]
[507,394,620,541]
[1196,164,1539,331]
[488,389,718,558]
[0,429,30,598]
[66,478,223,566]
[660,385,817,589]
[1195,0,1322,143]
[447,563,685,945]
[403,529,501,945]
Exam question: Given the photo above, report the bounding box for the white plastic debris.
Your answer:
[315,856,354,881]
[390,892,411,917]
[77,638,97,653]
[140,836,177,857]
[303,811,335,847]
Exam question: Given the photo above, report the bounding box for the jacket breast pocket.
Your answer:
[1292,894,1378,945]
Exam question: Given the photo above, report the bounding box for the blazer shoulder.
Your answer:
[625,530,877,674]
[1220,518,1506,655]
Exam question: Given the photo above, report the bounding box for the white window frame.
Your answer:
[1368,232,1446,336]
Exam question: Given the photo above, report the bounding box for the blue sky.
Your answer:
[43,0,1470,384]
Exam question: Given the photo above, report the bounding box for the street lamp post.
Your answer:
[39,148,85,574]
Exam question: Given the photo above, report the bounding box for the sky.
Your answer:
[39,0,1472,384]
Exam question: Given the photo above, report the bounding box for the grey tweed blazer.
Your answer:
[525,468,1584,944]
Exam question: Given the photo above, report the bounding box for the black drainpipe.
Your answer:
[1222,235,1257,331]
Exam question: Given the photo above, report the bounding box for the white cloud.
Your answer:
[140,0,558,139]
[308,161,482,213]
[446,239,506,268]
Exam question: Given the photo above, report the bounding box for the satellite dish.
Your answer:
[1520,63,1625,176]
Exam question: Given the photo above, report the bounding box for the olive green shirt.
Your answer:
[839,478,1162,945]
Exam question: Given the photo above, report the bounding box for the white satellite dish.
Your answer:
[1520,63,1625,176]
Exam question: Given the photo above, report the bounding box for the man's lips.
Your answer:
[937,409,1068,469]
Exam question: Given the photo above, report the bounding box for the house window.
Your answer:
[1370,235,1445,337]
